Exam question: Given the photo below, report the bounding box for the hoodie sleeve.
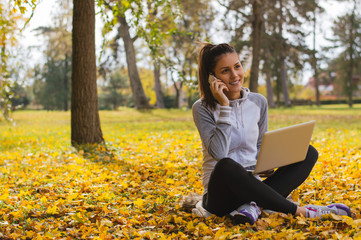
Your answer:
[256,95,268,154]
[192,101,232,161]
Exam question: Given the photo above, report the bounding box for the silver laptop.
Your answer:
[253,120,316,174]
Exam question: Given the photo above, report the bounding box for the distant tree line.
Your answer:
[3,0,361,114]
[3,0,360,145]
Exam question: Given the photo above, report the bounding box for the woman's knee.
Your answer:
[213,158,248,177]
[306,145,318,165]
[216,158,237,171]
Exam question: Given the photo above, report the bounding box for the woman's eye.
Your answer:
[235,65,241,69]
[222,69,228,74]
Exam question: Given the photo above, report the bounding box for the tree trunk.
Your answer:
[118,16,151,109]
[170,70,181,108]
[249,0,263,93]
[173,81,181,109]
[146,1,164,109]
[312,12,320,106]
[113,99,117,110]
[186,61,195,108]
[278,0,291,107]
[154,62,165,108]
[275,69,281,107]
[1,44,10,120]
[64,53,69,111]
[265,66,276,108]
[280,57,291,107]
[174,87,180,108]
[347,8,355,108]
[71,0,104,145]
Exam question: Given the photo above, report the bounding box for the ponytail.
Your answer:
[197,43,235,110]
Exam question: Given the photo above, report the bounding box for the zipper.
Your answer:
[236,103,239,129]
[240,102,244,128]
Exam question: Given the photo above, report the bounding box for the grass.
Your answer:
[0,105,361,239]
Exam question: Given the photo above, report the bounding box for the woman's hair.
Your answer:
[197,42,236,109]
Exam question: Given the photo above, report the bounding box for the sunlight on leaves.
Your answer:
[0,109,360,238]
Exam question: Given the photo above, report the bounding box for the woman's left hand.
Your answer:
[258,169,275,178]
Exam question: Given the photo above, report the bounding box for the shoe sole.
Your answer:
[306,203,352,218]
[231,213,254,225]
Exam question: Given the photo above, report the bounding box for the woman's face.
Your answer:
[213,52,244,100]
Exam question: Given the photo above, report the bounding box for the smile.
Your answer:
[229,80,240,86]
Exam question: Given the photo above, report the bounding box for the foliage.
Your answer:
[0,0,22,120]
[10,81,30,109]
[160,0,214,107]
[328,3,361,106]
[98,70,132,110]
[139,68,157,105]
[162,93,176,109]
[32,58,70,111]
[1,1,37,120]
[96,0,182,109]
[9,0,37,14]
[0,106,361,238]
[97,0,210,109]
[97,0,181,59]
[30,0,72,111]
[219,0,323,108]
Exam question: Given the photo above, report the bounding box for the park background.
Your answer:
[1,0,361,239]
[2,0,361,111]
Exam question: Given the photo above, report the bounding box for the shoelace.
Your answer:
[248,202,261,217]
[306,207,333,218]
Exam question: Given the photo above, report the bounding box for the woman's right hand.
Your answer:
[209,75,229,106]
[258,169,275,178]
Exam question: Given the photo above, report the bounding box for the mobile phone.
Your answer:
[208,74,216,84]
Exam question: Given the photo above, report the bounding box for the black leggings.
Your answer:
[203,145,318,217]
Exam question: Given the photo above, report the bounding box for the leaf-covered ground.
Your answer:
[0,106,361,239]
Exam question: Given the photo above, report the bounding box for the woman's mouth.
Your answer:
[229,80,240,86]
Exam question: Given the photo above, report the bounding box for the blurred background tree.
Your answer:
[160,0,214,108]
[219,0,322,107]
[99,0,181,109]
[98,69,132,110]
[32,0,72,111]
[327,0,361,107]
[2,0,361,118]
[0,0,32,120]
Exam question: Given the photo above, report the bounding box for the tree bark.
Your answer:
[71,0,104,145]
[1,44,10,119]
[265,65,276,108]
[312,12,320,106]
[64,53,69,111]
[173,81,181,109]
[154,62,165,108]
[278,0,291,107]
[275,68,281,107]
[249,0,263,93]
[170,70,181,108]
[174,86,180,108]
[347,7,355,108]
[280,57,291,107]
[118,16,151,109]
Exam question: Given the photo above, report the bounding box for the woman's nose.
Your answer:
[230,70,237,79]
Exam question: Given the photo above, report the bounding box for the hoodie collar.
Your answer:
[229,87,250,107]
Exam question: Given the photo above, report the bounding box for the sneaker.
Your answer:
[229,201,261,225]
[304,203,351,218]
[192,200,212,218]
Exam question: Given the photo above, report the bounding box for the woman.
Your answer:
[191,42,351,225]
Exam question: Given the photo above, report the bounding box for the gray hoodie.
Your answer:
[192,87,268,193]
